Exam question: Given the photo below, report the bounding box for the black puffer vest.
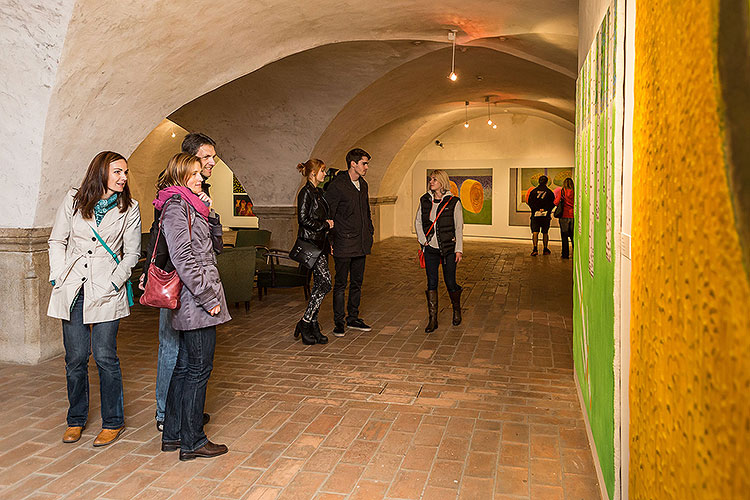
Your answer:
[420,193,460,256]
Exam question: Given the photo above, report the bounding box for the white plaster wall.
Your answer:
[0,0,75,227]
[393,114,574,241]
[579,0,614,69]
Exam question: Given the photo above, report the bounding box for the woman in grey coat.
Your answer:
[151,153,231,461]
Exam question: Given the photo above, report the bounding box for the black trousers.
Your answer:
[332,255,366,324]
[424,246,460,292]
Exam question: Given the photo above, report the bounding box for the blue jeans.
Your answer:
[62,291,124,429]
[163,326,216,452]
[424,246,459,292]
[155,308,179,422]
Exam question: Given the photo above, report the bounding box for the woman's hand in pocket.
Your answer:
[209,304,221,316]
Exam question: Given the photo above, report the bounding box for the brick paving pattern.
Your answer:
[0,238,600,499]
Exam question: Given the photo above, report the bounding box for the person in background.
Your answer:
[324,148,375,337]
[415,169,464,332]
[154,153,231,461]
[48,151,141,447]
[182,133,217,196]
[554,177,575,259]
[526,175,555,256]
[145,133,218,432]
[293,159,334,345]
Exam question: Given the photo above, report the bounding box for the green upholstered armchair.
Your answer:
[233,229,273,274]
[216,246,257,311]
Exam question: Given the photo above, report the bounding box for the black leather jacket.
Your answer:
[297,181,330,249]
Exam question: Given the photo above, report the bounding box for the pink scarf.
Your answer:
[153,186,210,220]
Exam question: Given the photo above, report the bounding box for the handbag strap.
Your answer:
[91,226,121,264]
[150,198,192,264]
[425,195,452,243]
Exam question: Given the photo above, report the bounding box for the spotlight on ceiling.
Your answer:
[464,101,470,128]
[447,30,458,82]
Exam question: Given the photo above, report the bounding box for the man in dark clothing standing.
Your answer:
[324,148,375,336]
[526,175,556,256]
[182,133,217,196]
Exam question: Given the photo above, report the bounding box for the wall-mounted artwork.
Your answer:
[232,174,247,194]
[233,194,254,216]
[437,169,492,225]
[516,167,574,211]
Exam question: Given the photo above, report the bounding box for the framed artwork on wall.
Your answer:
[233,194,254,216]
[429,169,492,225]
[508,167,574,226]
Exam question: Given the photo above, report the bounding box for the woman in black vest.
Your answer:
[415,169,464,332]
[294,159,334,345]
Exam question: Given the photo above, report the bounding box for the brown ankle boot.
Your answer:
[448,288,462,326]
[425,290,438,333]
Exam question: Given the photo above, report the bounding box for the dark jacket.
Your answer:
[419,193,460,256]
[297,181,330,249]
[156,195,230,330]
[527,185,555,218]
[324,170,374,257]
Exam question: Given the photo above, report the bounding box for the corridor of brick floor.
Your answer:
[0,237,601,500]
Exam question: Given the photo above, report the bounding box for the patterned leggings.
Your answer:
[303,253,332,322]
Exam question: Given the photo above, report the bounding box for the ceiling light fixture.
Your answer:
[486,96,493,126]
[448,30,458,81]
[464,101,470,128]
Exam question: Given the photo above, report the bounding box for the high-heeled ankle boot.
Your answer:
[312,321,328,344]
[425,290,438,333]
[300,320,317,345]
[448,288,462,326]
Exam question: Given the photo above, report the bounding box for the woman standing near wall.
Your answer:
[48,151,141,447]
[154,153,231,461]
[293,159,334,345]
[415,169,464,332]
[555,177,575,259]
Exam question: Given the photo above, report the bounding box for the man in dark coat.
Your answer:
[526,175,556,256]
[324,148,375,336]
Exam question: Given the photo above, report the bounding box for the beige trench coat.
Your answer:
[47,189,142,323]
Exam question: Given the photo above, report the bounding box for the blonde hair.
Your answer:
[157,153,200,190]
[429,169,451,194]
[296,158,326,180]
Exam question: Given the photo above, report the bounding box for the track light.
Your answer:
[447,30,458,82]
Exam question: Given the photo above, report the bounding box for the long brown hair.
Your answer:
[73,151,132,219]
[156,153,200,190]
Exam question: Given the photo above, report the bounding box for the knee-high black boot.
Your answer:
[425,290,438,333]
[448,288,462,326]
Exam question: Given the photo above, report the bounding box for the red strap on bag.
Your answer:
[417,196,452,268]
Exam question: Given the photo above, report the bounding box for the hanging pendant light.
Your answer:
[448,30,458,81]
[486,97,493,126]
[464,101,470,128]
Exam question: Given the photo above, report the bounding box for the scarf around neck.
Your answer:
[153,186,210,220]
[94,193,119,226]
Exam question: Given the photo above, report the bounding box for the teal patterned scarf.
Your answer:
[94,193,119,226]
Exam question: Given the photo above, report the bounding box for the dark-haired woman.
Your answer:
[294,159,334,345]
[155,153,231,461]
[48,151,141,447]
[415,169,464,333]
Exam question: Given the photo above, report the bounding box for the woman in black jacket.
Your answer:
[294,159,334,345]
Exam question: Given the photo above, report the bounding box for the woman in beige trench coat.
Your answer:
[48,151,141,447]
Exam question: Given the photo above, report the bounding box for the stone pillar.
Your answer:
[253,206,297,250]
[0,228,62,364]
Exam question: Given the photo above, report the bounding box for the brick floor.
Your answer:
[0,237,600,499]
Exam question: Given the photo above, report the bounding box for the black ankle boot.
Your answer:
[294,320,304,339]
[448,288,462,326]
[425,290,438,333]
[300,320,317,345]
[312,321,328,344]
